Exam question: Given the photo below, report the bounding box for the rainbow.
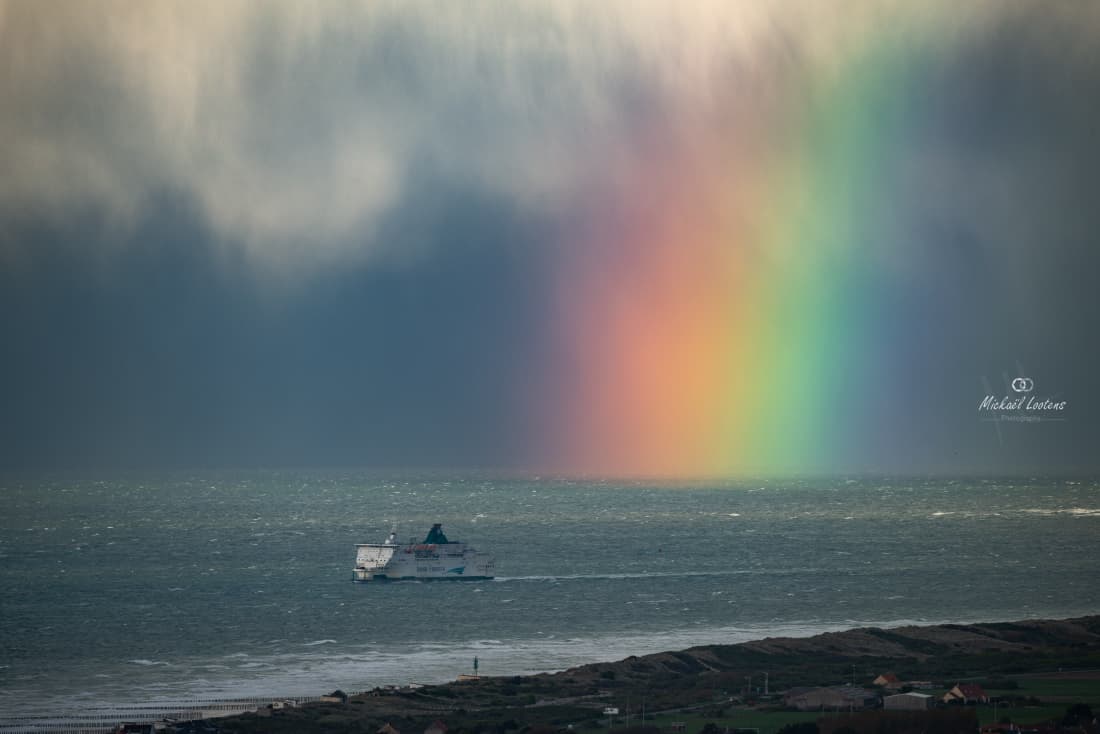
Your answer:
[533,31,937,478]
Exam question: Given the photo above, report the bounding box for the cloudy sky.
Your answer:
[2,1,1098,476]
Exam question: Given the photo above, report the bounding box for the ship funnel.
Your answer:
[423,523,450,544]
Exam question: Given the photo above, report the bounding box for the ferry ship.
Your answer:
[353,524,495,581]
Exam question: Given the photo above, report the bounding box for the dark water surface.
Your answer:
[1,474,1098,717]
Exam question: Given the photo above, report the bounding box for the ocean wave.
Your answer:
[302,639,338,647]
[1021,507,1100,516]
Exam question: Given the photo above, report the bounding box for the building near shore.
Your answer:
[874,673,903,689]
[884,692,933,710]
[943,683,989,705]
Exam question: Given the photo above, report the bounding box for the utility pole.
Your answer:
[764,672,769,696]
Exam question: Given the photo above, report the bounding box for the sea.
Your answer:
[1,474,1098,723]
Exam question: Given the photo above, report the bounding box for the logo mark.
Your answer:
[1011,377,1034,393]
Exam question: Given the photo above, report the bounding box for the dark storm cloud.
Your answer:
[847,8,1100,474]
[0,182,551,471]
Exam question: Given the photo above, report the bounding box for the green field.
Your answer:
[628,678,1100,734]
[636,707,1075,734]
[641,711,821,734]
[993,677,1100,701]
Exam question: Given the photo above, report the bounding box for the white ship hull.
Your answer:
[353,525,495,581]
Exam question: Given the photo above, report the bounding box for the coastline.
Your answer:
[210,614,1100,733]
[7,615,1098,733]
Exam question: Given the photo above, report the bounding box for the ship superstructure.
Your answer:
[353,524,495,581]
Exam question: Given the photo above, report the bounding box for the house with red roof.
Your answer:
[873,672,903,689]
[943,683,989,704]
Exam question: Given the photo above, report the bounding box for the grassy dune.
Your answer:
[208,616,1100,734]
